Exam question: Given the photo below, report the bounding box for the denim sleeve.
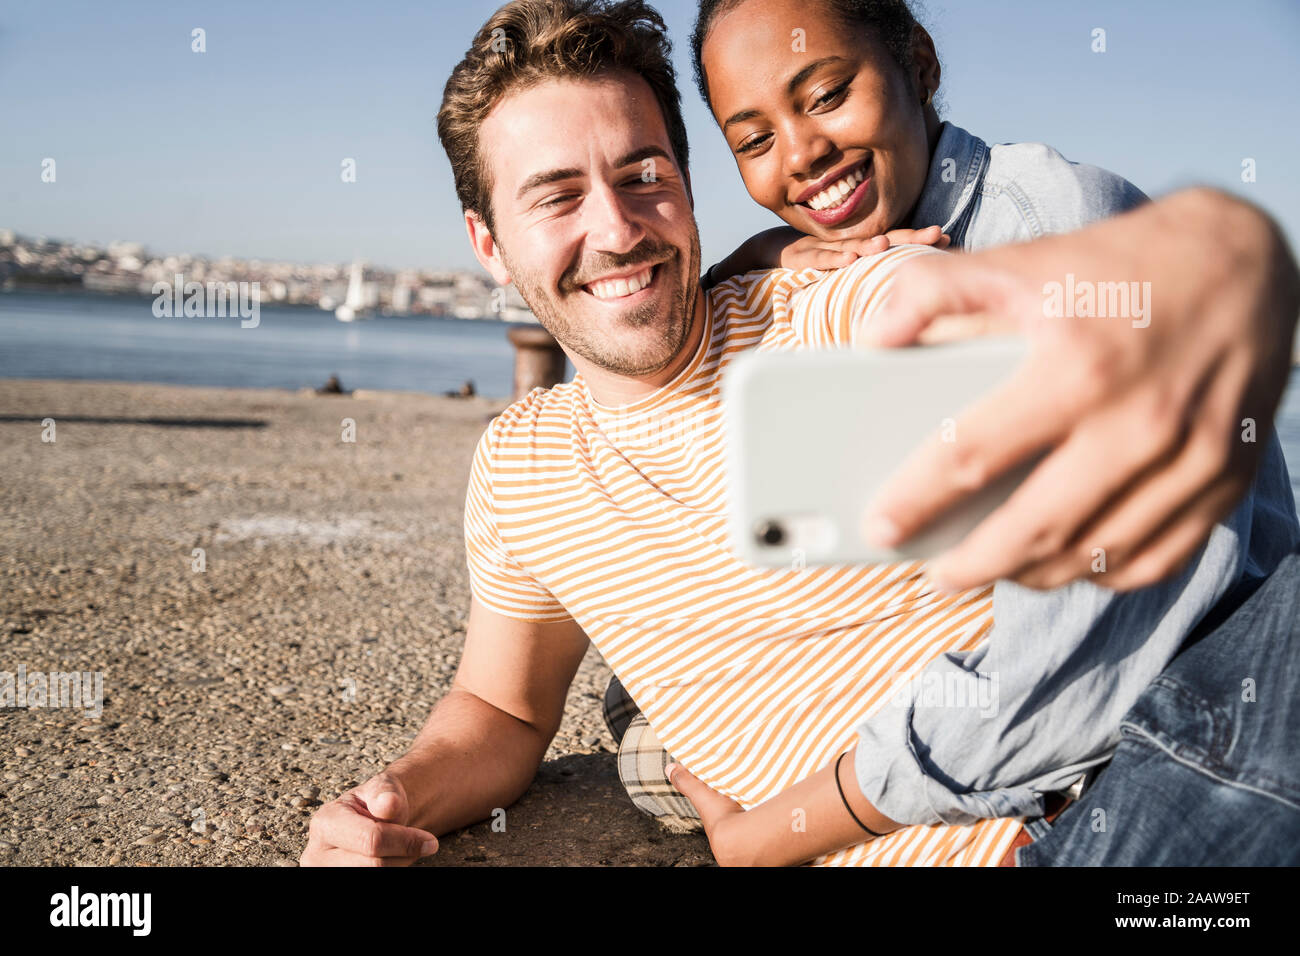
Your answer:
[854,432,1298,827]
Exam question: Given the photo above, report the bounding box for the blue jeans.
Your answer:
[1018,549,1300,865]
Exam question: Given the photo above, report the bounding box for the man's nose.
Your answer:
[582,182,645,255]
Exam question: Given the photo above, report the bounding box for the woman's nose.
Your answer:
[781,123,835,182]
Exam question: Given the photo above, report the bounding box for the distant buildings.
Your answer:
[0,229,536,322]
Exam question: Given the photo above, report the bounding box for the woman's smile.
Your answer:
[797,156,875,226]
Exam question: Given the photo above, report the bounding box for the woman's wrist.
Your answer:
[732,747,901,866]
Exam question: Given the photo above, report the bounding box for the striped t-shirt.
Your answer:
[464,246,1024,866]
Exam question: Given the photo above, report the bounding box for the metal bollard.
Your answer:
[507,323,568,402]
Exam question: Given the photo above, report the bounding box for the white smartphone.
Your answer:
[723,338,1032,568]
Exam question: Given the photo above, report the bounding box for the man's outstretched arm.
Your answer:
[300,597,590,866]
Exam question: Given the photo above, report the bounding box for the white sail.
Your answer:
[336,261,369,322]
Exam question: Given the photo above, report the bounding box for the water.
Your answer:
[3,289,1300,504]
[0,289,521,398]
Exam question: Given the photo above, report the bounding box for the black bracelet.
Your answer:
[835,751,885,838]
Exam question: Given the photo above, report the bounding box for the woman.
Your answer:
[658,0,1294,867]
[691,0,1147,282]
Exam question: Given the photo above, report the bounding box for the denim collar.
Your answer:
[907,122,989,233]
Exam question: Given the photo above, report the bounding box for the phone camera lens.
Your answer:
[755,521,785,546]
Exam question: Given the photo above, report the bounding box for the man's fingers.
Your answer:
[312,802,438,860]
[923,391,1192,588]
[1012,476,1240,592]
[309,846,424,868]
[864,256,1029,347]
[1008,372,1253,592]
[862,358,1072,550]
[1100,481,1242,591]
[362,787,404,823]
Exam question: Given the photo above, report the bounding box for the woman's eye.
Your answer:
[812,82,850,110]
[736,133,771,155]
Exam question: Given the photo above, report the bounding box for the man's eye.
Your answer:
[540,193,577,209]
[736,133,771,155]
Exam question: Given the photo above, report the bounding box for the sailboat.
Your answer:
[335,261,370,322]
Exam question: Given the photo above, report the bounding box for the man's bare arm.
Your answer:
[300,597,590,865]
[387,598,591,834]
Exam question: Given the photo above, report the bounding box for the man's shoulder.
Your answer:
[791,244,945,298]
[476,381,580,461]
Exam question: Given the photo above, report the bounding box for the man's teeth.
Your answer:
[586,266,654,300]
[806,165,867,211]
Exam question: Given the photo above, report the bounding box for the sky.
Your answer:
[2,0,1298,273]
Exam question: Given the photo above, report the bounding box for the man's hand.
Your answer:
[299,771,440,867]
[859,188,1300,592]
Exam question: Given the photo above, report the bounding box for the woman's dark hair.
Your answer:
[690,0,924,112]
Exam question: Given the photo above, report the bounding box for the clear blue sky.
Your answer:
[2,0,1297,272]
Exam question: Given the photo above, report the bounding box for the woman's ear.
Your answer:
[910,25,942,102]
[464,210,512,286]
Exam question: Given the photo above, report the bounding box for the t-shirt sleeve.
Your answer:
[463,422,574,623]
[786,243,945,347]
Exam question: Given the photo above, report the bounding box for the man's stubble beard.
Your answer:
[499,229,701,377]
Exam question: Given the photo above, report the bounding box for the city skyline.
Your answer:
[0,227,535,321]
[2,0,1298,273]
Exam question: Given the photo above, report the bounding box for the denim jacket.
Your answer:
[852,122,1300,826]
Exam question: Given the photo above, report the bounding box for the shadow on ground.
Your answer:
[424,753,713,867]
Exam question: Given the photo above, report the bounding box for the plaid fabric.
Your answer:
[602,674,640,744]
[604,676,702,831]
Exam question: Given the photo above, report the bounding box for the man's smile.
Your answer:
[582,263,657,301]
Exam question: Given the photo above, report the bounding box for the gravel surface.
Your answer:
[0,378,711,866]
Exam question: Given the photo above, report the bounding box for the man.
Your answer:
[300,0,1300,866]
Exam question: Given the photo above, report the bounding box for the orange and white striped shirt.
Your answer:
[464,246,1024,865]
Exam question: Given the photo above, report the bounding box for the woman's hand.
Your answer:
[771,224,951,271]
[860,187,1300,593]
[666,749,900,866]
[664,762,755,866]
[707,224,950,286]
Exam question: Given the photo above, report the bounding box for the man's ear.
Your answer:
[465,210,512,286]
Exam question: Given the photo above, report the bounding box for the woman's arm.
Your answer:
[702,225,951,288]
[666,746,900,866]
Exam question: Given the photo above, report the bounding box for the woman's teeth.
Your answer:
[586,265,654,300]
[806,165,867,211]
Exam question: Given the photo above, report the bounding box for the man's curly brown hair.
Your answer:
[436,0,691,235]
